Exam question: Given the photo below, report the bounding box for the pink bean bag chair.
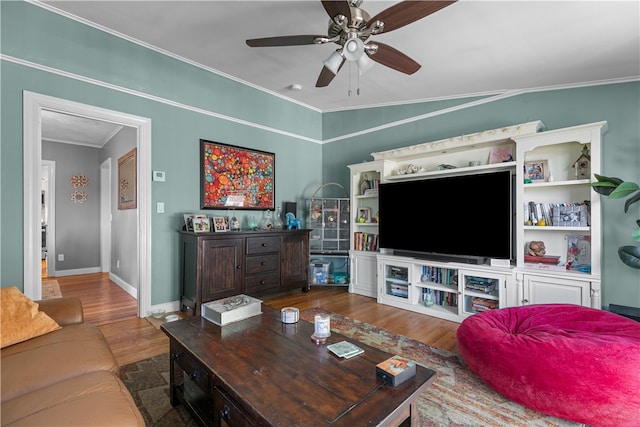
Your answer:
[457,304,640,427]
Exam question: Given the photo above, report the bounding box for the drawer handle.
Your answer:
[522,299,529,304]
[219,405,230,421]
[172,353,181,361]
[236,265,241,269]
[189,371,198,380]
[261,261,266,266]
[261,243,267,247]
[260,280,265,285]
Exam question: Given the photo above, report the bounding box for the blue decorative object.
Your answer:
[285,212,301,230]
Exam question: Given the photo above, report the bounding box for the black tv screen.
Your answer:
[379,170,514,262]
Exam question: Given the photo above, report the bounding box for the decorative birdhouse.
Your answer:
[572,145,591,179]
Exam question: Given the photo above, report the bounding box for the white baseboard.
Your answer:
[54,267,101,276]
[109,272,138,299]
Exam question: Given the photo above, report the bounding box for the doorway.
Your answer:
[23,91,152,317]
[41,160,55,278]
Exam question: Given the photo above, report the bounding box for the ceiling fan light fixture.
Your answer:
[323,50,344,75]
[343,38,365,62]
[356,53,374,75]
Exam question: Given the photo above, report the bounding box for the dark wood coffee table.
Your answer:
[161,305,435,426]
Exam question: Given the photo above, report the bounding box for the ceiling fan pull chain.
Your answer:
[348,61,353,96]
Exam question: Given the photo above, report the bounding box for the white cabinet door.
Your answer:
[349,252,377,298]
[520,273,592,306]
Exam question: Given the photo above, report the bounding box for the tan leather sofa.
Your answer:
[1,297,145,426]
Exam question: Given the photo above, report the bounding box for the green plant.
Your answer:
[591,174,640,269]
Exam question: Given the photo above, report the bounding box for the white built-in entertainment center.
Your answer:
[348,121,607,323]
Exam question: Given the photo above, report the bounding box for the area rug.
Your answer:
[120,309,580,427]
[41,279,62,299]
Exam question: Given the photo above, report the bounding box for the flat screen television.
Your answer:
[378,170,514,264]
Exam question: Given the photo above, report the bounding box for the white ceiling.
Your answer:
[37,0,639,143]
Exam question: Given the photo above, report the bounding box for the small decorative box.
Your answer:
[376,355,416,386]
[201,294,262,326]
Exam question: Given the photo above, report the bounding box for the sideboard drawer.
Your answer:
[245,254,279,274]
[246,236,280,255]
[244,272,279,293]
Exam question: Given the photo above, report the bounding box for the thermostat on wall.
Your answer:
[153,170,166,182]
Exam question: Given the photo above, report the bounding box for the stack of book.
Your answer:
[465,277,496,294]
[471,297,498,312]
[523,255,567,271]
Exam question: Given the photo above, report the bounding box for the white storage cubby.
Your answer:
[377,255,512,322]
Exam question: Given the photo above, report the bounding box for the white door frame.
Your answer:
[41,160,56,277]
[23,91,152,317]
[100,158,112,273]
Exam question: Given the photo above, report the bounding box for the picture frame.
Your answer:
[488,146,513,164]
[183,214,195,231]
[357,207,371,223]
[192,216,211,233]
[524,160,548,182]
[566,234,591,272]
[200,140,275,210]
[118,148,137,209]
[212,216,230,232]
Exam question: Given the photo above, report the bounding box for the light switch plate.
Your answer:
[153,170,166,182]
[157,202,165,213]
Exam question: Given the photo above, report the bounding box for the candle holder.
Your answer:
[311,313,331,344]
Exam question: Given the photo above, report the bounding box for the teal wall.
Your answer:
[2,1,638,309]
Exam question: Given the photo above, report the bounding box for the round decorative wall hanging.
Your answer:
[71,190,88,204]
[70,173,89,188]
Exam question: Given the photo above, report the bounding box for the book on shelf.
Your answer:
[471,297,498,312]
[327,341,364,359]
[522,262,568,272]
[523,255,561,264]
[353,232,379,251]
[524,202,590,227]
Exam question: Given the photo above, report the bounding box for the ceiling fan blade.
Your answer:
[316,62,344,87]
[368,42,421,75]
[246,35,327,47]
[321,0,352,23]
[367,0,457,34]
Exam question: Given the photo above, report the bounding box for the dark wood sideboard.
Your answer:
[179,229,311,315]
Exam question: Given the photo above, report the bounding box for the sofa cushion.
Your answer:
[1,323,119,402]
[1,370,145,426]
[0,287,61,348]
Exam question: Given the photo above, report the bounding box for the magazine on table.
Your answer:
[327,341,364,359]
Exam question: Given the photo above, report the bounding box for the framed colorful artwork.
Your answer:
[200,140,275,210]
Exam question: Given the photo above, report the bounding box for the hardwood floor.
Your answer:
[50,269,459,366]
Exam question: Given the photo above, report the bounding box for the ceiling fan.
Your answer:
[246,0,457,88]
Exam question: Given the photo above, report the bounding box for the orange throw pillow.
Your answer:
[1,286,61,348]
